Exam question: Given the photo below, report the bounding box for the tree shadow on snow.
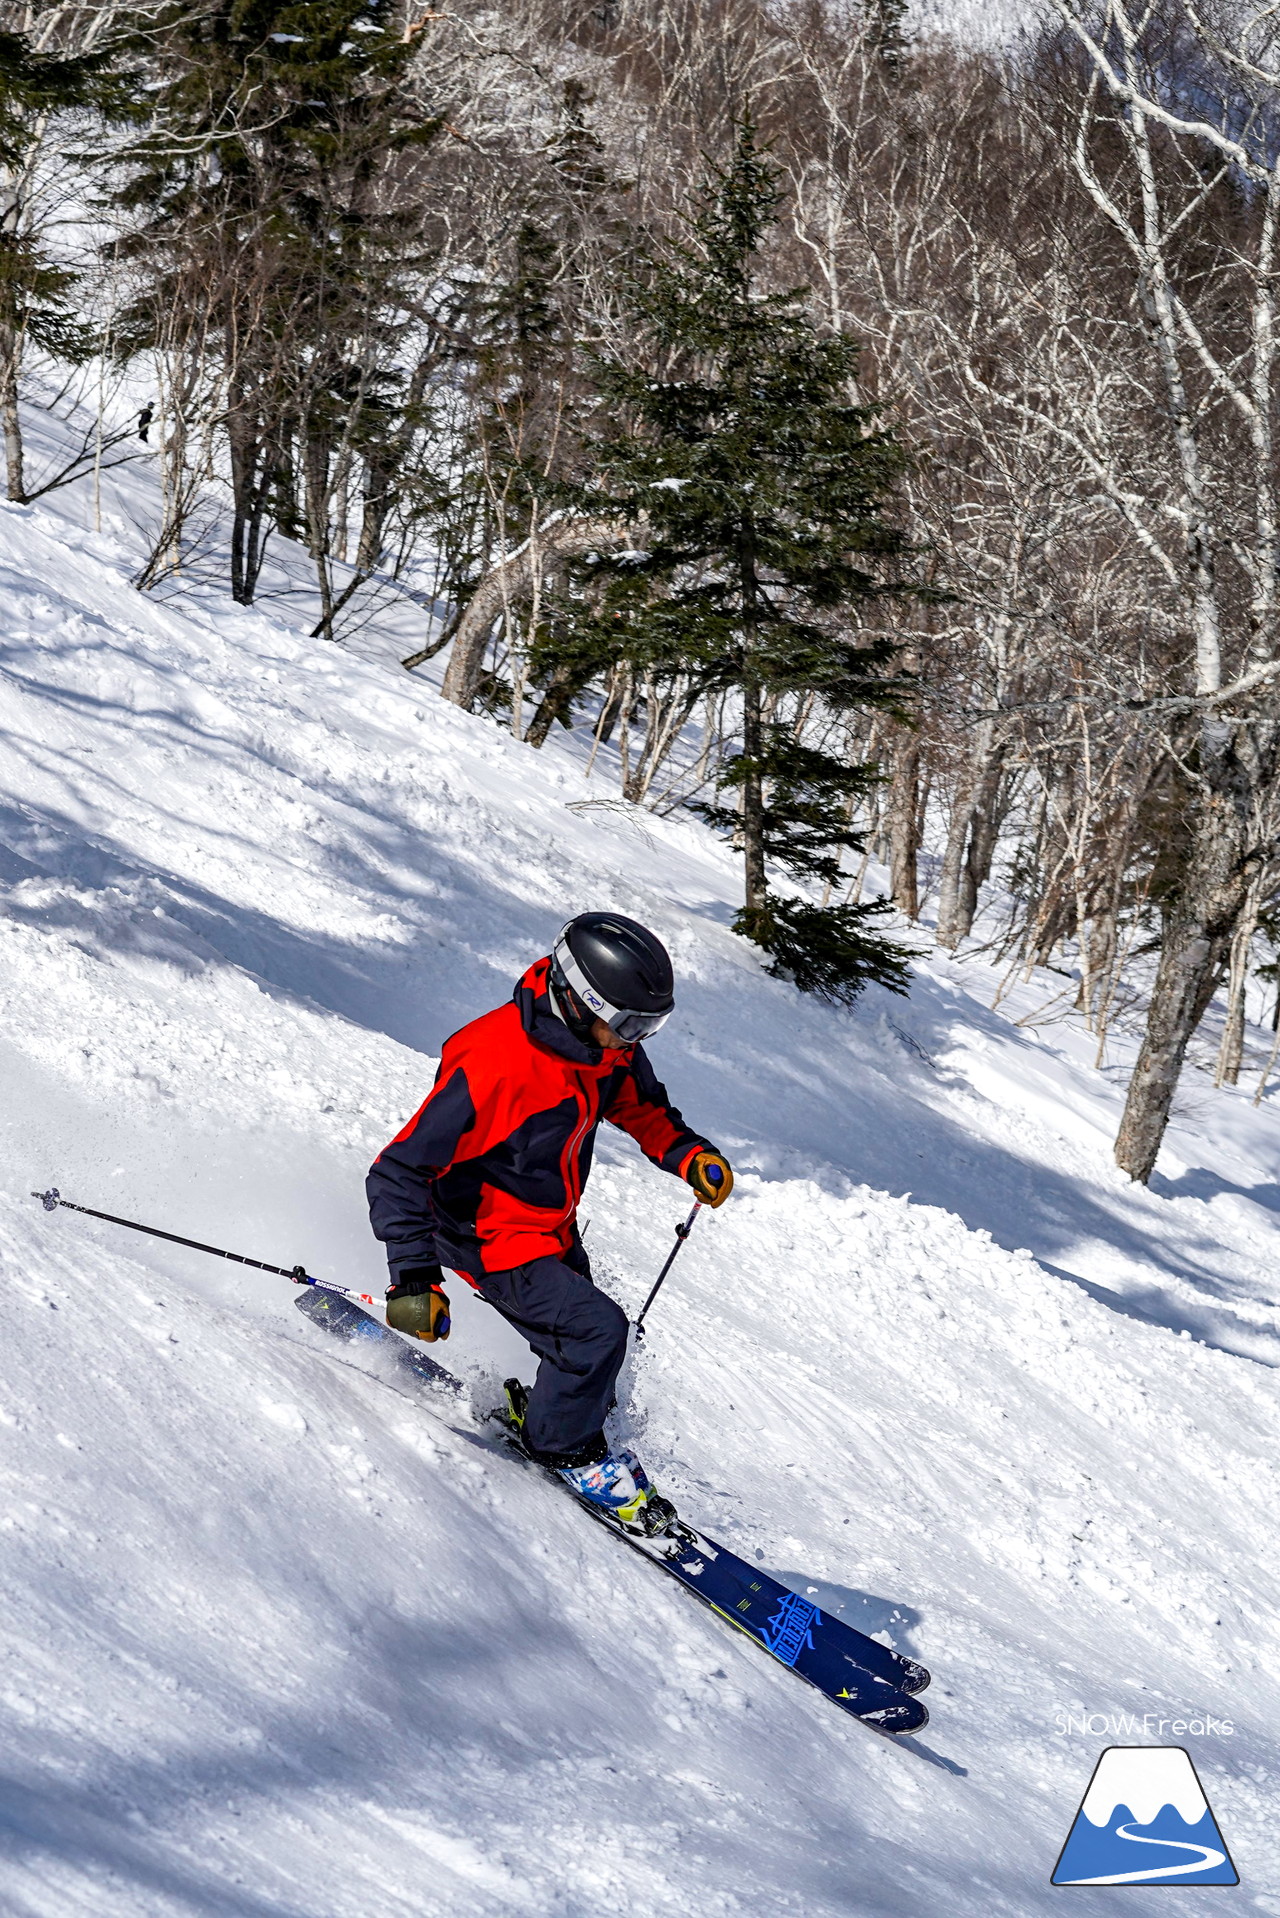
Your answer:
[0,1558,954,1913]
[1036,1257,1280,1366]
[1152,1161,1280,1228]
[0,1599,603,1917]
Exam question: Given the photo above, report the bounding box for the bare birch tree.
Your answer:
[1044,0,1280,1178]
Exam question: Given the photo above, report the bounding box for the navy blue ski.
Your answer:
[294,1287,929,1736]
[608,1509,928,1735]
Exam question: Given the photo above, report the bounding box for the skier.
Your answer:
[366,912,732,1529]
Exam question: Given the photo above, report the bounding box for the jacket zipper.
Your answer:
[560,1084,598,1221]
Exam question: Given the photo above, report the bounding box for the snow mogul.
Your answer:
[366,912,732,1531]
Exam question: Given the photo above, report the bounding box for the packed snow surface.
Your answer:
[1,416,1279,1916]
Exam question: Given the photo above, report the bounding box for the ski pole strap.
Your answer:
[30,1188,377,1306]
[634,1199,702,1337]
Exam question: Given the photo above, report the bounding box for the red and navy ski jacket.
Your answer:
[367,957,716,1282]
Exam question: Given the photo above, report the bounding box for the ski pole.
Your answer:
[30,1188,377,1305]
[634,1199,702,1338]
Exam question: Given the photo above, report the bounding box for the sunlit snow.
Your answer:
[0,394,1277,1914]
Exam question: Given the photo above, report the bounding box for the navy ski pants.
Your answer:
[476,1244,628,1463]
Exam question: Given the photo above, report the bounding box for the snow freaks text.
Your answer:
[1054,1714,1234,1738]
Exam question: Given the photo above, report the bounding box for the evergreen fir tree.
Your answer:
[546,118,916,1004]
[866,0,911,72]
[118,0,438,602]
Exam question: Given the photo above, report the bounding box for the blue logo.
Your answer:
[1052,1747,1238,1886]
[758,1592,819,1668]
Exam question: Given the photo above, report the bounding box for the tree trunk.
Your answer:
[228,395,265,605]
[957,753,1007,937]
[886,731,922,918]
[304,427,338,640]
[740,677,767,910]
[936,718,998,949]
[1215,885,1262,1088]
[1080,895,1118,1022]
[440,516,626,709]
[623,675,699,803]
[229,498,263,605]
[0,336,25,503]
[303,427,330,563]
[526,663,575,747]
[274,416,300,540]
[615,668,635,792]
[1114,916,1231,1181]
[1216,976,1247,1090]
[1115,723,1267,1181]
[597,668,625,746]
[356,444,395,574]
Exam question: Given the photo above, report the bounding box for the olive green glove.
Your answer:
[686,1149,733,1207]
[386,1268,451,1342]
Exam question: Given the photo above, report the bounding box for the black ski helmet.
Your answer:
[549,912,675,1043]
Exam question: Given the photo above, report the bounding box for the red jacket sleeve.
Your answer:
[604,1044,713,1177]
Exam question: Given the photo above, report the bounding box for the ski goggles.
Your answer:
[551,934,673,1044]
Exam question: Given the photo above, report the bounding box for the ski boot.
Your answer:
[502,1377,531,1441]
[558,1450,678,1535]
[501,1380,678,1537]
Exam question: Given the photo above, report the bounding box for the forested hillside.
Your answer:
[8,0,1280,1174]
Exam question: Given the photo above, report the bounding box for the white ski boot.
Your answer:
[501,1380,677,1535]
[558,1449,661,1530]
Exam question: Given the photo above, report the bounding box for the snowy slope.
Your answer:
[2,419,1280,1915]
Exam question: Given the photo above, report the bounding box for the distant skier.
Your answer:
[366,913,732,1528]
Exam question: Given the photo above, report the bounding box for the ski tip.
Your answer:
[293,1287,463,1393]
[859,1696,930,1737]
[294,1288,344,1325]
[898,1659,931,1696]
